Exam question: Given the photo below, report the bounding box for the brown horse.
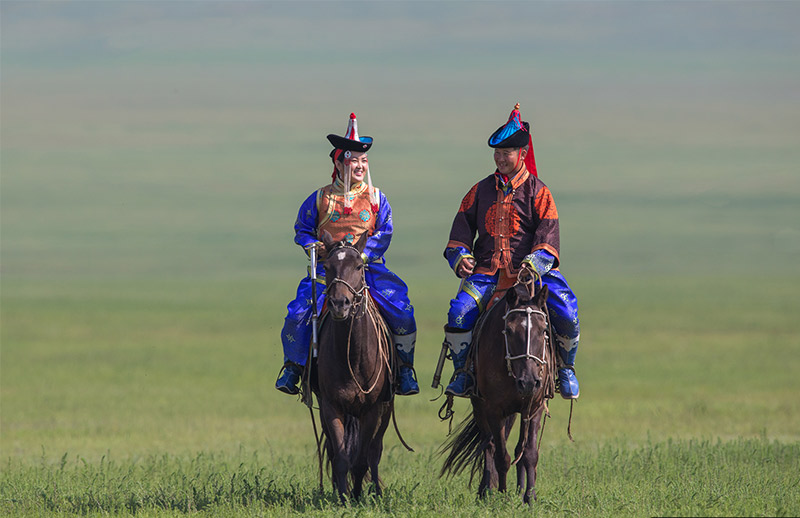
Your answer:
[440,272,555,504]
[313,230,394,502]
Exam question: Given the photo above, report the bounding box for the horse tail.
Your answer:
[438,411,489,485]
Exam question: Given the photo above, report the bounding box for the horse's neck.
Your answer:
[474,299,506,347]
[330,311,377,353]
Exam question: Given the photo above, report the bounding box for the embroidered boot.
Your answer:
[556,344,580,399]
[275,362,303,395]
[394,332,420,395]
[444,328,474,397]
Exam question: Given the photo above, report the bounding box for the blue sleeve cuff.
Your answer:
[445,246,475,273]
[522,249,555,277]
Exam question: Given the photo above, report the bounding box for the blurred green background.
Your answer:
[2,1,799,463]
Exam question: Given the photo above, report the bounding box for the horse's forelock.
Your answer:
[508,282,533,306]
[506,282,549,312]
[328,244,361,266]
[325,245,364,289]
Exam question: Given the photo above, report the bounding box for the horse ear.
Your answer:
[506,283,524,306]
[354,231,368,253]
[533,285,549,308]
[320,229,336,251]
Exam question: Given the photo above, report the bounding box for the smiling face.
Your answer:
[493,147,527,176]
[335,151,368,183]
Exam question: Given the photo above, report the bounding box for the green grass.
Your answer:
[2,439,798,517]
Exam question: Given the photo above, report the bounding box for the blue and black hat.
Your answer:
[488,103,530,148]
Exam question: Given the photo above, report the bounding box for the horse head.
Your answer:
[502,281,550,397]
[320,230,368,320]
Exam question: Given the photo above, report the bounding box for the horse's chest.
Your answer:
[317,365,384,406]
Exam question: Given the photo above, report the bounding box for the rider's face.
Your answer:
[336,151,368,182]
[493,147,526,176]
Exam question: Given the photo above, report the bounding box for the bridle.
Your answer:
[324,244,368,317]
[321,243,390,396]
[503,301,557,465]
[502,305,549,377]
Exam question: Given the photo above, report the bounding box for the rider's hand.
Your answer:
[306,241,327,260]
[457,257,476,278]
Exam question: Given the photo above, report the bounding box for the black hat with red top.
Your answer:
[327,113,372,160]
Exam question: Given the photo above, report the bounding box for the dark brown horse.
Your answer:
[440,272,555,504]
[313,230,394,502]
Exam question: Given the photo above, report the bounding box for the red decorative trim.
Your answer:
[459,184,478,213]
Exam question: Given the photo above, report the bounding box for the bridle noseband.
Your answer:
[502,305,548,377]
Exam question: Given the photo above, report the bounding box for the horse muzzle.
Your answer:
[515,374,542,397]
[328,296,353,320]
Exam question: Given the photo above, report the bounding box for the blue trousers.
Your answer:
[281,262,416,366]
[447,270,580,353]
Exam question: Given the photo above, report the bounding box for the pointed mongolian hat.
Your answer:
[327,113,373,156]
[488,103,537,176]
[327,113,378,215]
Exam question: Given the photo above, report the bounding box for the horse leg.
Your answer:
[519,406,544,505]
[320,402,350,503]
[350,458,367,501]
[367,402,392,498]
[515,421,525,494]
[478,438,496,498]
[489,411,512,493]
[348,401,388,501]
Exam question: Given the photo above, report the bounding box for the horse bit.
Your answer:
[501,306,549,377]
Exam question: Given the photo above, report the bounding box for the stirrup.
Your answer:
[275,363,302,395]
[444,369,474,398]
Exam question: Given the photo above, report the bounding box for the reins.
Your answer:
[507,267,568,458]
[324,244,388,395]
[345,294,392,395]
[514,267,574,442]
[327,245,413,451]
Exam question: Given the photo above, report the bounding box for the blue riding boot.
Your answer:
[275,362,303,395]
[556,345,580,399]
[444,328,474,397]
[394,332,419,396]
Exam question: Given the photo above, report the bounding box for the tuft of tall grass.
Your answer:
[2,438,798,517]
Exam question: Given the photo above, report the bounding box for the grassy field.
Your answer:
[2,275,799,516]
[2,437,798,517]
[2,2,800,516]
